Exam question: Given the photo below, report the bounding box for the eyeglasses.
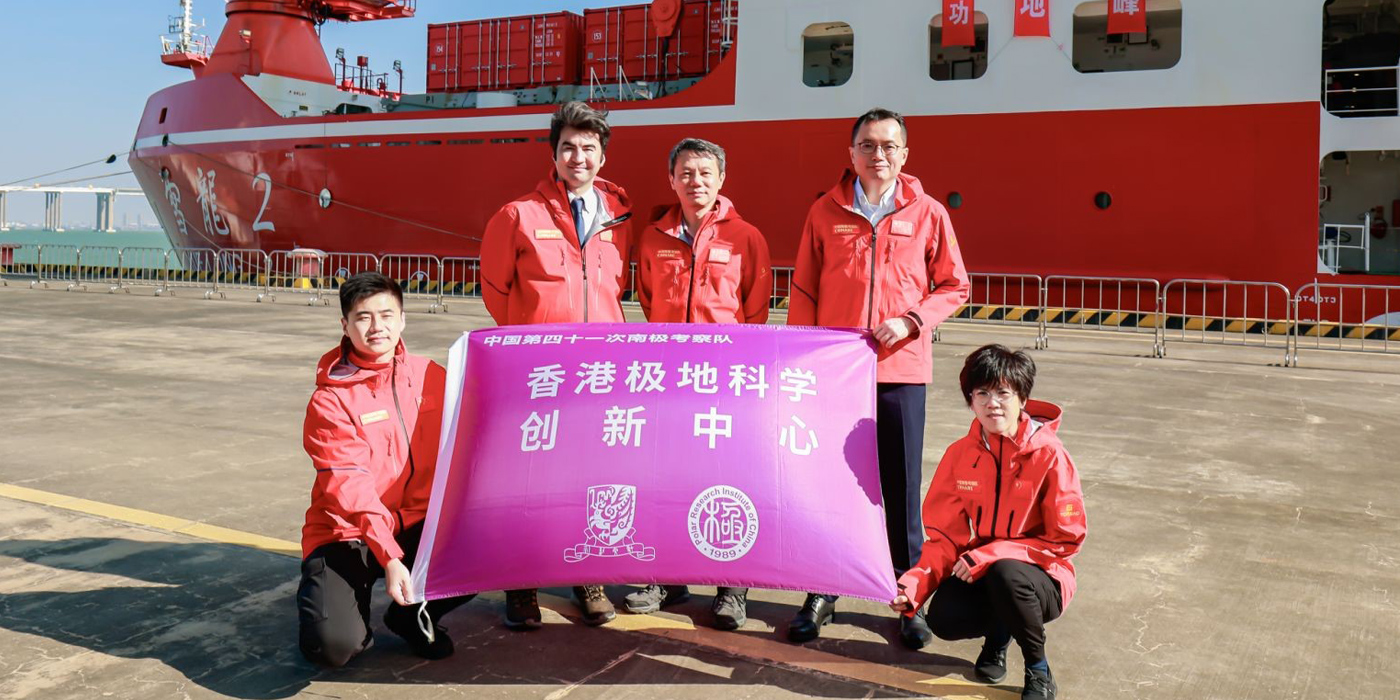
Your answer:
[971,388,1019,405]
[856,141,905,156]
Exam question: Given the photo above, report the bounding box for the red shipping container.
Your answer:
[583,0,735,84]
[427,11,584,93]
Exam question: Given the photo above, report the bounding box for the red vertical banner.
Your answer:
[941,0,976,47]
[1107,0,1147,34]
[1014,0,1051,38]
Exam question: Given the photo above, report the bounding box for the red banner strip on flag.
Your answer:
[941,0,976,47]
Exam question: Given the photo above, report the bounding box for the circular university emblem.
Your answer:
[687,485,759,562]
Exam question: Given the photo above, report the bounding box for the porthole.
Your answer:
[1094,192,1112,209]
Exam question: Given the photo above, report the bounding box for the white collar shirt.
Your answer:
[853,177,897,229]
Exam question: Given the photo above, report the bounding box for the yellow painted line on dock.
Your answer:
[0,482,1008,699]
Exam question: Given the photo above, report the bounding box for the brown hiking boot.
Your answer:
[573,585,616,626]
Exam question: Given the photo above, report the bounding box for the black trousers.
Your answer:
[926,559,1063,665]
[297,522,474,667]
[814,382,926,605]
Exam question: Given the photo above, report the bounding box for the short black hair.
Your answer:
[550,101,611,155]
[851,107,908,146]
[339,271,403,319]
[668,137,727,174]
[959,344,1036,405]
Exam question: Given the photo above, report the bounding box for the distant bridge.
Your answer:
[0,185,147,232]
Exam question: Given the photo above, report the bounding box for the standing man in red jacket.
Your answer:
[787,108,970,647]
[479,100,628,628]
[298,271,473,667]
[624,137,771,629]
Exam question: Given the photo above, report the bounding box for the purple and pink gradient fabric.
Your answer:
[410,323,897,602]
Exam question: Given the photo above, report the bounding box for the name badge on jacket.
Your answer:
[360,409,390,426]
[708,248,732,264]
[891,220,914,236]
[534,229,563,240]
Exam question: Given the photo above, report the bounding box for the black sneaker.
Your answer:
[504,588,542,630]
[711,587,747,630]
[383,604,453,660]
[975,637,1010,683]
[623,584,690,614]
[1022,666,1056,700]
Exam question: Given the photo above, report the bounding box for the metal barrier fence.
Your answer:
[1291,282,1400,366]
[379,254,445,312]
[0,243,40,286]
[1041,276,1163,355]
[957,272,1044,333]
[118,247,168,293]
[771,266,794,310]
[1161,279,1292,363]
[74,245,122,293]
[31,244,80,290]
[440,256,482,311]
[267,249,329,305]
[216,248,273,301]
[162,247,219,298]
[323,252,381,293]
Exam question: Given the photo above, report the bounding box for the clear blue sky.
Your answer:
[0,1,591,227]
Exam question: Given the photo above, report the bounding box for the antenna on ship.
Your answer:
[160,0,211,71]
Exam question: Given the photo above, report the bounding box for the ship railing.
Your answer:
[1041,276,1164,356]
[378,254,445,313]
[440,257,482,312]
[215,248,274,302]
[0,243,40,287]
[1290,282,1400,365]
[117,247,169,294]
[1323,66,1400,117]
[161,247,220,298]
[1161,279,1293,365]
[74,245,123,293]
[31,244,80,290]
[267,249,331,306]
[1319,220,1371,274]
[771,266,794,311]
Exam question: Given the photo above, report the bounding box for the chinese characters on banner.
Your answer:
[1014,0,1050,38]
[410,324,897,602]
[941,0,976,47]
[1107,0,1146,35]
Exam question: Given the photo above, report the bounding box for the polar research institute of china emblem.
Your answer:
[564,485,656,563]
[687,485,760,562]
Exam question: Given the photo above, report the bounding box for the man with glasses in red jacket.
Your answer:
[787,108,970,648]
[480,100,631,629]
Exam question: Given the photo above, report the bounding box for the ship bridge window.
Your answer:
[1323,0,1400,118]
[1072,0,1182,74]
[929,12,989,81]
[802,22,854,88]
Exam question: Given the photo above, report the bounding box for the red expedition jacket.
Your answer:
[896,400,1087,610]
[481,174,634,325]
[788,171,970,384]
[302,339,446,566]
[637,195,772,324]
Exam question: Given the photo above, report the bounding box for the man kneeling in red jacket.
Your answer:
[892,345,1086,700]
[297,271,473,667]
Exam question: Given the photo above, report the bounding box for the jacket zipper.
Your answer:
[988,433,1004,545]
[1006,509,1016,539]
[684,221,700,323]
[866,221,877,329]
[390,362,414,534]
[581,238,590,322]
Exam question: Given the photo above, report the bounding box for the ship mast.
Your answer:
[160,0,210,72]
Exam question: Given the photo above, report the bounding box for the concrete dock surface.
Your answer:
[1,283,1398,699]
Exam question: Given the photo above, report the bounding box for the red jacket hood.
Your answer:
[824,170,928,211]
[534,173,633,230]
[647,194,741,238]
[314,338,408,389]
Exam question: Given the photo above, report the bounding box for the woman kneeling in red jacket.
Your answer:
[892,345,1087,700]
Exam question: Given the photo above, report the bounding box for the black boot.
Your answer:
[786,594,836,643]
[1021,665,1056,699]
[384,604,453,660]
[899,610,933,650]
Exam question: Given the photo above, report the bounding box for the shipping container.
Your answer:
[583,0,734,84]
[427,11,585,93]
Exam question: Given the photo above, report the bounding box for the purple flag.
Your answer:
[410,323,897,603]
